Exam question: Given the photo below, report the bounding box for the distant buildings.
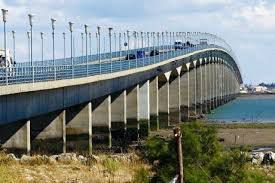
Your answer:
[253,86,270,93]
[240,84,272,94]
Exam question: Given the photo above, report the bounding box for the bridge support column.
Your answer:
[180,66,189,121]
[197,60,203,115]
[66,103,92,154]
[202,61,208,114]
[126,85,139,141]
[139,80,150,137]
[207,60,213,112]
[92,96,111,149]
[31,110,66,154]
[169,67,181,124]
[150,77,159,130]
[1,120,31,155]
[111,90,127,147]
[189,67,196,118]
[158,72,171,127]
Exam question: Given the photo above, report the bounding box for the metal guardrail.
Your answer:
[0,44,239,86]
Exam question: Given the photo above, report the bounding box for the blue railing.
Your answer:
[0,44,232,86]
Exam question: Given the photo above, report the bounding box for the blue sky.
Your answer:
[1,0,275,84]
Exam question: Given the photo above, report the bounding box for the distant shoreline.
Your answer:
[238,93,275,98]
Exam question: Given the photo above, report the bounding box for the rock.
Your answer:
[7,153,19,161]
[20,154,32,162]
[58,153,78,162]
[251,152,265,164]
[262,152,274,165]
[153,160,160,166]
[252,158,259,165]
[50,155,59,161]
[48,156,57,164]
[88,155,100,163]
[78,155,87,163]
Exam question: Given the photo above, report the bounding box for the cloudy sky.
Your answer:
[0,0,275,84]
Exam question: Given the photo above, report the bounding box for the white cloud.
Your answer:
[0,0,274,83]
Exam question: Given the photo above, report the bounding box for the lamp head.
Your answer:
[1,9,8,22]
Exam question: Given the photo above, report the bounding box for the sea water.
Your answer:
[207,94,275,123]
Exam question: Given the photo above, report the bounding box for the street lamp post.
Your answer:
[85,24,88,76]
[108,27,113,72]
[11,30,15,64]
[27,31,30,64]
[133,31,137,68]
[152,32,155,63]
[63,32,66,62]
[161,32,164,60]
[114,32,117,58]
[147,32,150,63]
[97,26,101,74]
[157,32,160,62]
[89,32,91,61]
[127,30,130,69]
[28,14,34,65]
[69,22,74,78]
[28,14,34,82]
[1,9,8,85]
[119,32,122,70]
[40,32,44,64]
[141,32,144,66]
[81,32,84,63]
[51,18,56,80]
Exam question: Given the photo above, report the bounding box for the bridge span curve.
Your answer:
[0,31,242,154]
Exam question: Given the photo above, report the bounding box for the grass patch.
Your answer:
[102,157,120,174]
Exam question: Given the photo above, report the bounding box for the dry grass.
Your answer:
[0,152,151,183]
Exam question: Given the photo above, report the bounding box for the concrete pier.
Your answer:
[180,65,189,121]
[111,90,127,146]
[149,77,159,130]
[126,85,139,140]
[158,72,171,127]
[1,120,31,155]
[139,81,150,137]
[32,110,66,154]
[92,96,111,149]
[169,67,181,123]
[66,103,92,154]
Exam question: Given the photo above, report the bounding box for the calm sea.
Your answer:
[207,94,275,123]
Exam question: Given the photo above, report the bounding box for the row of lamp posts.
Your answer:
[1,9,224,85]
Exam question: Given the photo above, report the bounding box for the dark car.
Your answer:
[183,41,195,49]
[125,54,136,60]
[150,50,159,56]
[174,41,184,50]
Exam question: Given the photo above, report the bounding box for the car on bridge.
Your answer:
[174,40,184,50]
[0,49,14,67]
[150,50,159,56]
[125,53,136,60]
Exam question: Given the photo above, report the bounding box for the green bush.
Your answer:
[133,167,150,183]
[144,121,270,182]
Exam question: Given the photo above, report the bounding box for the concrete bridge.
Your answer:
[0,16,242,154]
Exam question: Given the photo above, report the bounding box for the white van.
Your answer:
[0,49,14,67]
